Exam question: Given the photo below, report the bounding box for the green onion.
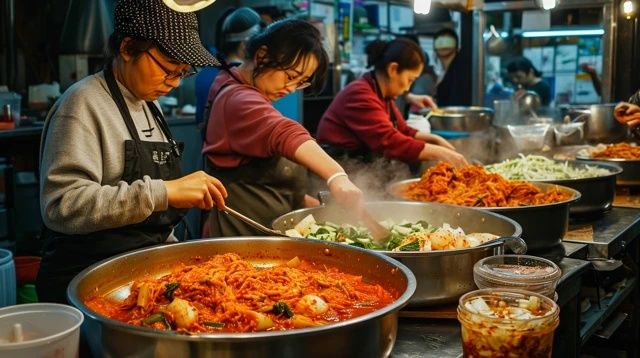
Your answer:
[142,312,171,328]
[203,321,225,329]
[164,282,180,300]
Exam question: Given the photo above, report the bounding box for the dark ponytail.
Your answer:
[507,57,542,78]
[365,38,425,75]
[245,18,329,93]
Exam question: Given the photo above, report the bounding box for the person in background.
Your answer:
[507,56,551,106]
[433,28,472,107]
[37,0,227,303]
[203,19,363,237]
[580,63,602,97]
[316,38,466,169]
[195,7,261,130]
[614,90,640,139]
[395,34,438,117]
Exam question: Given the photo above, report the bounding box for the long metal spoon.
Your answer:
[223,205,287,237]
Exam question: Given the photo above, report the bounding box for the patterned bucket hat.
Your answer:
[115,0,220,66]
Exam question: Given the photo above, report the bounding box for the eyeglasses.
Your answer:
[284,71,311,90]
[145,50,198,81]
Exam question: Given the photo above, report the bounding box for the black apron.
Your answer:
[203,71,308,237]
[319,72,416,193]
[36,66,186,303]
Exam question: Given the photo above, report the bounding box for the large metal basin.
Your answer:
[67,238,416,358]
[527,161,622,215]
[387,181,580,253]
[576,155,640,186]
[272,201,523,307]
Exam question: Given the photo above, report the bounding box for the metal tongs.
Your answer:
[223,205,287,237]
[318,191,390,247]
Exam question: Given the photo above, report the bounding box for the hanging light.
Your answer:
[536,0,557,10]
[621,0,637,20]
[414,0,432,15]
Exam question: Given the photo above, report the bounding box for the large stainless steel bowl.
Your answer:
[67,238,416,358]
[387,181,580,253]
[272,201,523,307]
[426,106,494,132]
[525,161,622,215]
[576,155,640,186]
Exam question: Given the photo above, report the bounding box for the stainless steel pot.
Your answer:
[426,106,494,132]
[560,104,629,143]
[387,180,580,253]
[272,201,523,307]
[67,238,416,358]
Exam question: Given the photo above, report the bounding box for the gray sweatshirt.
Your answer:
[40,71,170,235]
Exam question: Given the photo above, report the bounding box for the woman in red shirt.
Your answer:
[316,38,466,167]
[203,19,362,237]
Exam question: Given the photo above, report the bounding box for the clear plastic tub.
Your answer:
[473,254,561,299]
[458,288,560,358]
[507,123,550,151]
[0,303,84,358]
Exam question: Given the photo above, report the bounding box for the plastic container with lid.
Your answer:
[457,288,560,358]
[0,303,84,358]
[0,249,16,307]
[473,254,561,299]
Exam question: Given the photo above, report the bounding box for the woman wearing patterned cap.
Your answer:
[37,0,227,303]
[195,7,262,129]
[203,19,363,237]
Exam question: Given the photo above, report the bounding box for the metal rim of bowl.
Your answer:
[67,237,417,342]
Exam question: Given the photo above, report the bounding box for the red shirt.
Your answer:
[316,73,424,163]
[202,68,312,168]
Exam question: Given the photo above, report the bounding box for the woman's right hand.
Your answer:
[423,144,467,167]
[164,171,228,210]
[614,102,640,128]
[327,175,363,209]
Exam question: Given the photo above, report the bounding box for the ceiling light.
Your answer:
[414,0,432,15]
[536,0,557,10]
[521,29,605,38]
[621,0,636,20]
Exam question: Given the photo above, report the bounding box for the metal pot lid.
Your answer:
[474,254,561,285]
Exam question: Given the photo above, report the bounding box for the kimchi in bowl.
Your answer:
[386,163,580,253]
[67,237,416,358]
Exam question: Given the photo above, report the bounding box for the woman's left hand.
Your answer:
[416,132,456,150]
[406,93,437,109]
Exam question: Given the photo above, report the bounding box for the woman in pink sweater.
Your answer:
[317,38,466,166]
[203,19,362,237]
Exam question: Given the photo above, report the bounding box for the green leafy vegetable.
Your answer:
[164,282,180,300]
[272,301,294,318]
